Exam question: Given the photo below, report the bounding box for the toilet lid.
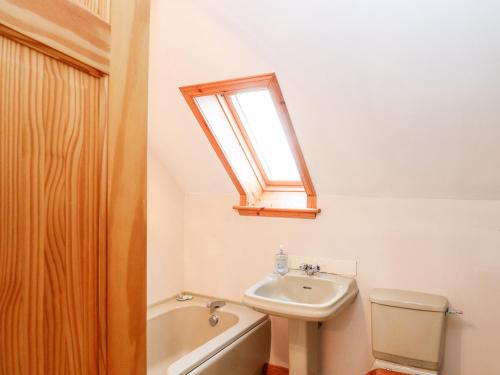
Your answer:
[372,360,438,375]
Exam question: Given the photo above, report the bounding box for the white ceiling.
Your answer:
[148,0,500,200]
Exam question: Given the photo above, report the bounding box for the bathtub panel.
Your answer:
[189,319,271,375]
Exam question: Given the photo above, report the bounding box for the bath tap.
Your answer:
[207,300,226,314]
[299,263,321,276]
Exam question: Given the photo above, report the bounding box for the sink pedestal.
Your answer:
[288,320,319,375]
[243,271,359,374]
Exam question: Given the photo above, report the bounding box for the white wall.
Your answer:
[184,193,500,374]
[147,0,188,304]
[147,146,184,304]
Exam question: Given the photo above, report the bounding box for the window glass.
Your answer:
[231,89,301,181]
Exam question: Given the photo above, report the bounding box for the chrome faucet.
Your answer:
[300,263,321,276]
[207,300,226,314]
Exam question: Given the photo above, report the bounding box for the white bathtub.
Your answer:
[147,294,271,375]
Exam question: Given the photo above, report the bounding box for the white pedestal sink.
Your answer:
[243,270,358,375]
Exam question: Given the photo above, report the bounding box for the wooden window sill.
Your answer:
[233,205,321,219]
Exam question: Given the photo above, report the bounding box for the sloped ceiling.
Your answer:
[148,0,500,200]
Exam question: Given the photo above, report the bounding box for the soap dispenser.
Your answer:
[275,245,289,275]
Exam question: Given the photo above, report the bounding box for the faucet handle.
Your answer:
[299,263,320,276]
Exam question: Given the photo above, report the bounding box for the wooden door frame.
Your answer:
[107,0,149,374]
[0,0,149,374]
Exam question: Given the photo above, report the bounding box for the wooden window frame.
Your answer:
[180,73,320,219]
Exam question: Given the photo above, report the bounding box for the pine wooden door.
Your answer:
[0,1,148,374]
[0,1,109,374]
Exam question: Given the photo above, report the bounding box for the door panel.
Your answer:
[0,33,105,375]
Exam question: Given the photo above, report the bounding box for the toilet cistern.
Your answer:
[369,289,452,375]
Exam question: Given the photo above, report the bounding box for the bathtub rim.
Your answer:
[147,291,248,320]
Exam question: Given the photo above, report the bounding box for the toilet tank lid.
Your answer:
[370,289,449,312]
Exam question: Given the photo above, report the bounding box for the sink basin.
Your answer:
[243,270,358,321]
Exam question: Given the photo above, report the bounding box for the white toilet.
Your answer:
[369,289,449,375]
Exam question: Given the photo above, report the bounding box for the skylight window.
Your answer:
[180,73,319,219]
[230,90,301,182]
